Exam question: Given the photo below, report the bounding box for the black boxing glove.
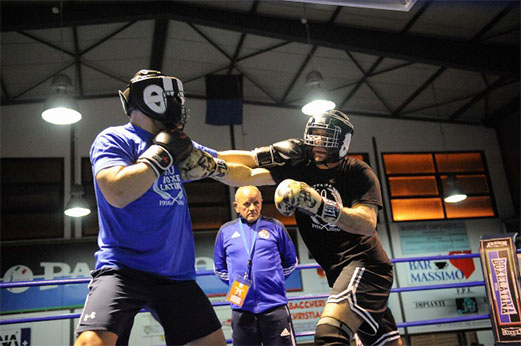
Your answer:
[137,128,193,177]
[253,138,306,168]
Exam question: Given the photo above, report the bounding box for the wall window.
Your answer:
[382,152,496,221]
[1,158,64,240]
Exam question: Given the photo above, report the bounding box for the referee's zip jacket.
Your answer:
[214,215,298,313]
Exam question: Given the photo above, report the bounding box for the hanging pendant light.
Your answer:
[444,174,467,203]
[299,13,335,116]
[64,184,91,217]
[301,70,336,116]
[41,74,82,125]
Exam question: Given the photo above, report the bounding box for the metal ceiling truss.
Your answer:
[337,1,430,114]
[1,1,518,126]
[280,6,342,105]
[2,1,518,76]
[226,0,259,76]
[187,22,278,102]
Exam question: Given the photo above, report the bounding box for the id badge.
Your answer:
[226,274,252,307]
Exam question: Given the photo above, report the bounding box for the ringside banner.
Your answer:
[480,233,521,345]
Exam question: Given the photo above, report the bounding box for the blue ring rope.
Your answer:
[2,250,514,332]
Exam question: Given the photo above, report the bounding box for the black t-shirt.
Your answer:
[269,157,392,286]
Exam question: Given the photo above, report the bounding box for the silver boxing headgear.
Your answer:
[303,110,354,164]
[119,69,188,128]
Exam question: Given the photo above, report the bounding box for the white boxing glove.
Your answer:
[178,148,228,181]
[274,179,342,224]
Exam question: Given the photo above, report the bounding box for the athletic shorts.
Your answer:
[76,266,221,345]
[327,262,400,346]
[231,305,296,346]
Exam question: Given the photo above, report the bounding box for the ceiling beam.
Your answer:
[2,1,518,76]
[149,18,169,71]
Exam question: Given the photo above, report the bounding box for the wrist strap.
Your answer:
[254,147,274,168]
[211,159,229,178]
[137,145,173,177]
[319,198,342,224]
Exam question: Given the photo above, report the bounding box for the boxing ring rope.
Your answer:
[2,251,519,339]
[0,252,488,290]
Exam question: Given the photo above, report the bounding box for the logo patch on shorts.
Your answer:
[280,328,290,337]
[84,312,96,321]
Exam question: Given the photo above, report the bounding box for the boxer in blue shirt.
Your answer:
[75,70,229,346]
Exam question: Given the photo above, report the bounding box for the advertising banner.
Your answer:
[1,240,302,313]
[480,233,521,344]
[396,221,491,333]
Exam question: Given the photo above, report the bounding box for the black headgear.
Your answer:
[119,69,188,128]
[303,110,354,164]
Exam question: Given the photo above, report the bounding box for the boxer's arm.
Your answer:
[275,179,376,236]
[217,150,257,167]
[217,164,275,187]
[179,148,275,187]
[335,203,378,236]
[218,139,306,168]
[96,164,156,208]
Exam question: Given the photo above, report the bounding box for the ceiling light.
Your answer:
[64,184,91,217]
[301,70,336,116]
[41,74,82,125]
[444,175,467,203]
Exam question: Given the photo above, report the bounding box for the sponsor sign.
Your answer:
[480,233,521,344]
[399,222,477,286]
[2,242,302,313]
[1,242,97,313]
[405,249,477,286]
[399,221,469,255]
[288,298,326,335]
[0,327,31,346]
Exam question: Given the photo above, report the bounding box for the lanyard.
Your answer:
[238,217,260,279]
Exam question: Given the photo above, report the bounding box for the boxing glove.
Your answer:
[137,128,193,177]
[253,139,306,168]
[178,148,228,181]
[274,179,342,224]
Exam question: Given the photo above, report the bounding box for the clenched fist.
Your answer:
[274,179,342,224]
[253,139,307,168]
[178,148,228,181]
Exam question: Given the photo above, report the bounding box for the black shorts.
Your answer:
[328,262,400,345]
[76,266,221,345]
[231,305,296,346]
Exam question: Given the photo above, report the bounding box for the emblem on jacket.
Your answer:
[259,229,271,239]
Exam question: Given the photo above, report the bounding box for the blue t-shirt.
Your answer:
[90,122,217,280]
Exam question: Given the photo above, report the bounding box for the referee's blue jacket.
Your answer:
[214,215,298,313]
